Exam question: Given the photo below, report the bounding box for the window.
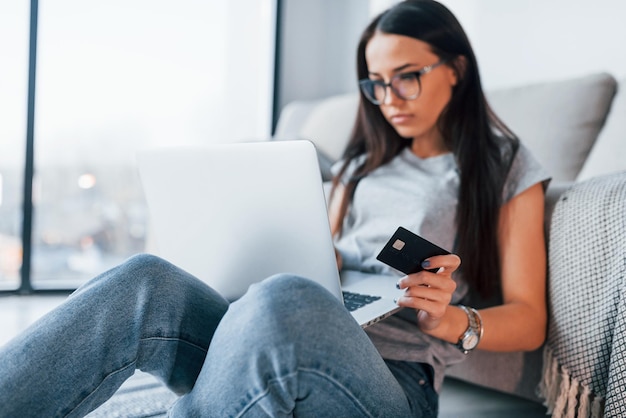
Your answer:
[5,0,276,290]
[0,1,30,290]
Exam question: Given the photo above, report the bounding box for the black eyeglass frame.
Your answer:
[358,60,448,105]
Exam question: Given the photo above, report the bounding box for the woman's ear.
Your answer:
[451,55,467,86]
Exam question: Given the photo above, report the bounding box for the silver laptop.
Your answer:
[136,140,402,327]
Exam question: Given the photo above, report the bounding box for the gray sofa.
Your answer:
[273,72,626,409]
[89,72,624,417]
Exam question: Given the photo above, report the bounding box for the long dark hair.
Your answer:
[332,0,519,299]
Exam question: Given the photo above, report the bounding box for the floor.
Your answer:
[1,294,550,417]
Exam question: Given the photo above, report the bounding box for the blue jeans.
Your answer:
[0,254,438,417]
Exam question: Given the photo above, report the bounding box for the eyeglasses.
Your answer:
[359,60,447,105]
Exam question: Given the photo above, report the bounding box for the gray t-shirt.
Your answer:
[332,143,551,392]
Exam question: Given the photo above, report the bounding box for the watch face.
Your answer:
[462,334,479,350]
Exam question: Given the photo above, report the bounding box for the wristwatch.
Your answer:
[456,305,482,354]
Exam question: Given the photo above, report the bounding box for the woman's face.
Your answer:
[364,32,458,154]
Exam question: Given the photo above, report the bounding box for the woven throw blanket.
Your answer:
[538,172,626,417]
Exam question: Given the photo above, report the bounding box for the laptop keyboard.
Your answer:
[342,291,381,312]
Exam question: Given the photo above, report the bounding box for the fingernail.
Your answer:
[393,298,398,304]
[421,260,431,268]
[395,281,401,289]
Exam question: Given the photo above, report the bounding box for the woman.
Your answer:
[0,1,549,417]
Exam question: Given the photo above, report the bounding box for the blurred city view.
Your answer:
[0,0,275,290]
[0,166,147,289]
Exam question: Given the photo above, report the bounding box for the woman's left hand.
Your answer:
[395,254,461,332]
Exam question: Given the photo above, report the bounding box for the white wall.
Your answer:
[277,0,626,115]
[276,0,370,114]
[441,0,626,90]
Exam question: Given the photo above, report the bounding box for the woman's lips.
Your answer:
[389,113,413,124]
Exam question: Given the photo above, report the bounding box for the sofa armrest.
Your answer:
[273,97,351,181]
[273,100,322,141]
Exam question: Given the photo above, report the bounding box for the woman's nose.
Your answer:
[382,85,402,106]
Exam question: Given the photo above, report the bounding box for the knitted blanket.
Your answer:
[539,172,626,417]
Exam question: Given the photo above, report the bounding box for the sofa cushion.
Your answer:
[577,77,626,181]
[274,73,617,183]
[486,73,617,182]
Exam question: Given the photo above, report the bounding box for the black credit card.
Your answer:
[376,226,450,274]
